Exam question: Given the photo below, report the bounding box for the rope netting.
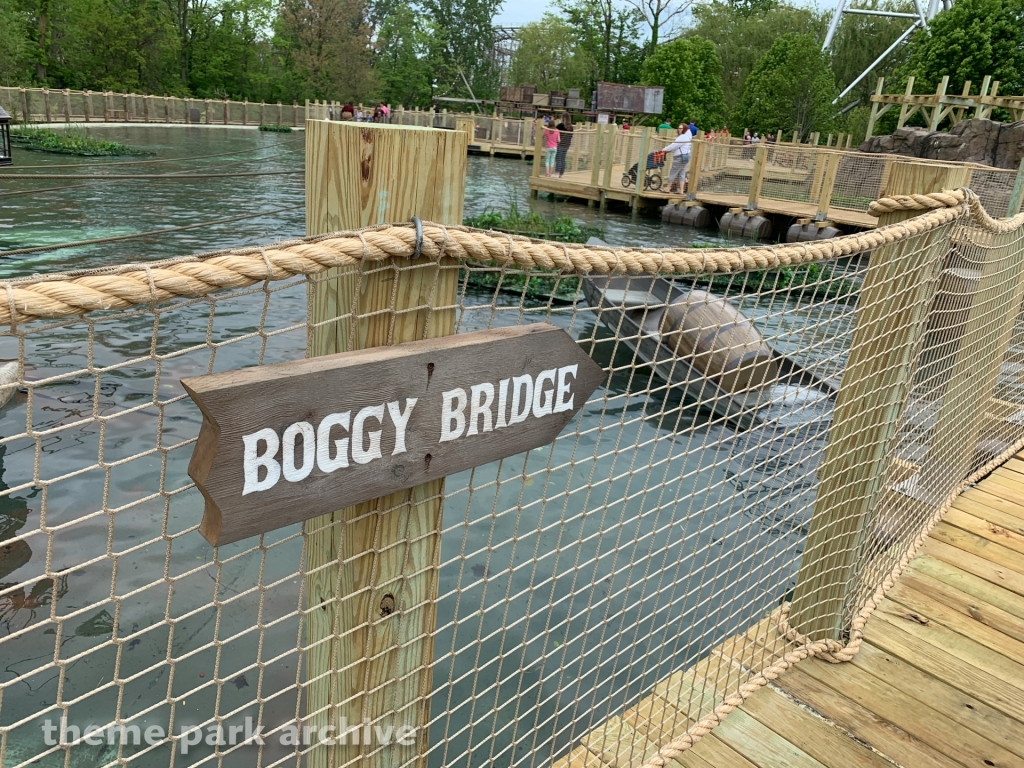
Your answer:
[1,189,1023,768]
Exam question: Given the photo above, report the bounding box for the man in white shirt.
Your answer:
[666,122,692,194]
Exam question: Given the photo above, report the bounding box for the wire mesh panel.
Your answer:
[971,167,1020,215]
[829,153,889,212]
[0,200,1023,768]
[758,144,820,206]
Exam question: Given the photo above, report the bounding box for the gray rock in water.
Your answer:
[0,362,17,408]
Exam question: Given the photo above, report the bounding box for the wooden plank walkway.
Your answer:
[528,166,879,229]
[554,451,1024,768]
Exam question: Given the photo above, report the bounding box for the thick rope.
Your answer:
[0,196,974,325]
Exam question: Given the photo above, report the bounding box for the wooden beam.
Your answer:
[929,76,950,131]
[633,127,651,207]
[815,151,842,220]
[687,132,705,200]
[865,78,885,139]
[589,124,605,188]
[1009,157,1024,217]
[789,160,969,640]
[601,124,618,190]
[303,119,467,768]
[746,143,768,210]
[897,76,916,129]
[532,117,544,178]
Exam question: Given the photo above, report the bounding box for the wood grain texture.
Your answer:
[789,163,961,639]
[183,324,601,544]
[303,119,466,768]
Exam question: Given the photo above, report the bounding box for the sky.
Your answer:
[495,0,840,28]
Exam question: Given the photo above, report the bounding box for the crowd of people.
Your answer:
[333,101,391,122]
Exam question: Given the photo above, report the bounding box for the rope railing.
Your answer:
[0,189,987,325]
[2,185,1024,768]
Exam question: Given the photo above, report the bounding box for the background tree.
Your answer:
[374,5,435,106]
[900,0,1024,96]
[641,36,727,126]
[275,0,375,100]
[507,15,594,92]
[689,1,825,112]
[420,0,502,99]
[736,32,838,136]
[625,0,692,52]
[555,0,645,88]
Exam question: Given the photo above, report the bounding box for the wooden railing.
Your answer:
[0,87,303,126]
[865,74,1024,139]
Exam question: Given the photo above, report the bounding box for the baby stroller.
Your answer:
[622,150,666,191]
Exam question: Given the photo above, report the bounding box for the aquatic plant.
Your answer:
[10,128,144,156]
[462,203,605,303]
[258,124,293,133]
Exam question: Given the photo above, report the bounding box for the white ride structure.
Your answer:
[823,0,954,101]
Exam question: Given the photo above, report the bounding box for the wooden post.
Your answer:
[143,95,151,123]
[976,76,994,120]
[826,133,833,147]
[532,117,544,178]
[43,89,51,123]
[278,101,283,124]
[223,99,229,124]
[865,78,885,139]
[164,96,170,123]
[21,89,30,123]
[601,124,617,190]
[746,143,768,210]
[845,134,853,149]
[589,124,605,189]
[123,92,129,121]
[62,89,71,123]
[259,101,265,124]
[83,90,92,122]
[1008,157,1024,217]
[928,76,949,130]
[815,151,842,220]
[304,119,467,768]
[896,76,916,128]
[686,132,704,200]
[633,127,651,209]
[789,160,969,641]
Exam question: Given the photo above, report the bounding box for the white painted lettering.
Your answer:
[553,364,578,413]
[532,369,557,418]
[440,388,468,443]
[351,404,385,464]
[387,399,417,455]
[282,421,316,482]
[509,375,534,425]
[242,428,281,495]
[316,412,350,473]
[496,378,510,429]
[467,383,495,436]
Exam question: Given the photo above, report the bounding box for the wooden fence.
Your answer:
[865,74,1024,139]
[0,87,303,127]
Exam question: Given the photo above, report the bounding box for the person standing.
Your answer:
[543,118,559,177]
[689,120,697,136]
[555,114,574,177]
[666,122,692,194]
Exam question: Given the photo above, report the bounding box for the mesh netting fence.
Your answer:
[0,195,1023,768]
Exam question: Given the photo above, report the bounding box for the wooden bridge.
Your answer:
[556,452,1024,768]
[528,129,1024,231]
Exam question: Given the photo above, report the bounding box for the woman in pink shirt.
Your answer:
[543,118,559,177]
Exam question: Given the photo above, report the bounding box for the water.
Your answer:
[0,127,853,767]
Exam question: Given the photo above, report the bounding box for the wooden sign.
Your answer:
[183,324,605,545]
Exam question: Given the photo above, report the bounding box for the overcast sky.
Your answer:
[495,0,840,28]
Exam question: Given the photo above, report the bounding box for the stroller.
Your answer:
[622,150,666,191]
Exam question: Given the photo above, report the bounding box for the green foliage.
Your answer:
[735,33,839,136]
[421,0,502,99]
[641,36,727,128]
[689,1,825,112]
[374,5,434,107]
[10,128,144,155]
[901,0,1024,97]
[507,15,595,93]
[555,0,646,89]
[258,123,292,132]
[463,206,605,244]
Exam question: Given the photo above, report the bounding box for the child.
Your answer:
[543,118,559,177]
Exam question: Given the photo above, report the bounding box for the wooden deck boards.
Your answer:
[552,451,1024,768]
[527,168,879,229]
